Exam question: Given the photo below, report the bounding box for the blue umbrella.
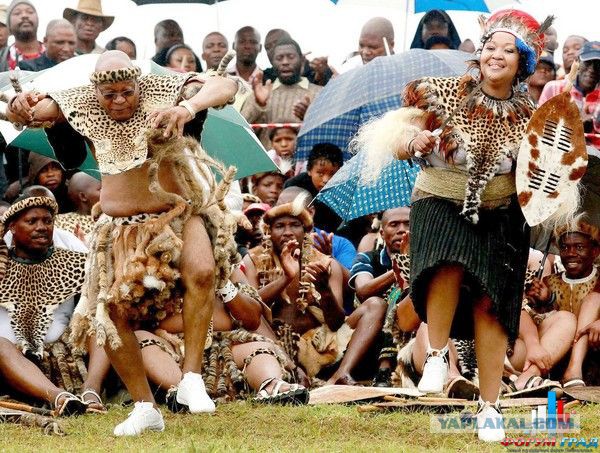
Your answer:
[329,0,510,12]
[316,149,418,221]
[296,49,470,162]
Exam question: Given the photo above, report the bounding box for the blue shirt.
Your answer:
[314,227,356,270]
[348,248,392,290]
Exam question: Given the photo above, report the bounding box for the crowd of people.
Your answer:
[0,0,599,444]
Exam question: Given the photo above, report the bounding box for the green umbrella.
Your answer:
[1,56,276,180]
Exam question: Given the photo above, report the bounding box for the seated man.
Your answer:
[0,195,109,415]
[328,207,409,386]
[243,194,347,380]
[137,267,308,406]
[525,217,600,387]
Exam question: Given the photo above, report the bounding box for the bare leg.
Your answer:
[105,307,155,405]
[564,293,600,381]
[180,216,215,374]
[232,341,288,391]
[136,331,182,390]
[82,334,111,393]
[326,296,386,385]
[0,338,62,404]
[425,265,463,350]
[473,296,507,402]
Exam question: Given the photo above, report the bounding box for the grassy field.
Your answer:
[1,402,598,453]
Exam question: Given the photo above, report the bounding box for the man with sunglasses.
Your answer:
[6,50,239,436]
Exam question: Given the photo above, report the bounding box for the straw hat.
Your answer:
[63,0,114,32]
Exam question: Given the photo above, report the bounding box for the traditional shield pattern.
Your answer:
[516,91,588,226]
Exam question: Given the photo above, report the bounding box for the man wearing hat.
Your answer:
[0,0,43,71]
[539,41,600,149]
[63,0,114,55]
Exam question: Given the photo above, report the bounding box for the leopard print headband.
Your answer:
[1,196,59,225]
[90,66,142,85]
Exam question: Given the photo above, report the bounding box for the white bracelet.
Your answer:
[217,280,238,304]
[178,99,196,119]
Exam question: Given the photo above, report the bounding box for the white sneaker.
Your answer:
[176,371,216,414]
[477,400,505,442]
[113,402,165,436]
[417,346,449,393]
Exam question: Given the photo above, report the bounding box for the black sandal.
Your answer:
[54,391,87,417]
[254,378,309,405]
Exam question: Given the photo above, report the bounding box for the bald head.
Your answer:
[94,50,134,72]
[68,172,101,214]
[381,207,410,226]
[359,17,394,64]
[277,186,312,206]
[22,185,56,200]
[45,19,74,37]
[44,19,76,63]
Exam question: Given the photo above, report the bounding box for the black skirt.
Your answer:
[409,196,530,340]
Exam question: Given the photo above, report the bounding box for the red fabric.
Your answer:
[487,9,544,54]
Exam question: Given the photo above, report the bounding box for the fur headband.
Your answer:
[90,66,141,84]
[263,194,313,231]
[1,196,58,225]
[554,214,600,245]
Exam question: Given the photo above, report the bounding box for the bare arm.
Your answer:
[6,92,64,126]
[307,259,345,331]
[223,267,263,331]
[242,252,295,307]
[354,271,396,303]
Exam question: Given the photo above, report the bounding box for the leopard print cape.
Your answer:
[404,75,535,223]
[0,249,86,359]
[49,72,193,175]
[54,212,95,236]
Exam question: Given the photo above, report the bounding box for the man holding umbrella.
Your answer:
[7,50,239,436]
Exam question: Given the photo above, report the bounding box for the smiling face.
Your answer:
[9,207,54,257]
[480,31,520,87]
[559,233,599,279]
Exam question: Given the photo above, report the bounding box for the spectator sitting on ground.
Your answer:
[19,19,76,71]
[165,43,199,73]
[105,36,136,60]
[63,0,114,55]
[410,9,461,50]
[136,267,309,406]
[4,186,87,252]
[0,0,43,71]
[524,217,600,388]
[243,193,347,380]
[230,26,262,82]
[241,38,322,149]
[284,143,343,233]
[201,31,228,71]
[329,207,409,386]
[55,171,101,237]
[527,51,557,104]
[0,194,110,415]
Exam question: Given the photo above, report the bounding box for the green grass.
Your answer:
[1,402,598,452]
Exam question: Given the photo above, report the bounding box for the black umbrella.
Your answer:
[132,0,226,4]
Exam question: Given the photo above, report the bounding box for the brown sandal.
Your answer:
[79,389,107,414]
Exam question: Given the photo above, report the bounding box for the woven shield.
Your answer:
[516,91,588,226]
